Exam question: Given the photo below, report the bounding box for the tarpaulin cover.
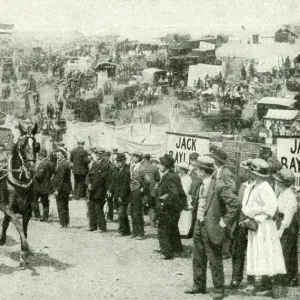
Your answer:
[264,109,299,120]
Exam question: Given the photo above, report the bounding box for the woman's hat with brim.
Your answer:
[273,168,295,186]
[194,156,215,171]
[241,158,270,178]
[159,154,175,168]
[177,161,190,171]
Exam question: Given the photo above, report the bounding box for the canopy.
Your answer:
[142,68,166,84]
[257,97,296,107]
[264,109,299,120]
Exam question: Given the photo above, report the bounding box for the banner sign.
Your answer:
[166,132,209,163]
[222,141,261,178]
[277,137,300,187]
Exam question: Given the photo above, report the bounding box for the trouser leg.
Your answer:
[32,191,41,218]
[107,195,114,221]
[170,212,183,252]
[88,196,97,230]
[232,226,248,283]
[192,221,207,290]
[158,211,173,258]
[41,194,50,221]
[118,204,130,235]
[56,194,64,226]
[202,225,224,295]
[130,189,144,237]
[95,199,107,231]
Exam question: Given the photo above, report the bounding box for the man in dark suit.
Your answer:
[52,148,72,228]
[112,153,131,236]
[33,149,54,221]
[130,151,151,239]
[70,140,90,200]
[87,147,110,232]
[185,156,239,300]
[157,154,187,259]
[141,154,160,226]
[209,145,236,259]
[188,152,202,237]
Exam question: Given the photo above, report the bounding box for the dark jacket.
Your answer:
[194,176,240,245]
[70,146,90,175]
[112,163,131,204]
[157,169,187,212]
[216,166,236,193]
[52,159,72,195]
[106,162,117,193]
[87,158,110,200]
[33,158,54,194]
[130,163,151,192]
[141,160,160,197]
[189,166,202,202]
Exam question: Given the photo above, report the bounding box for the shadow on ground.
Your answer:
[0,250,72,276]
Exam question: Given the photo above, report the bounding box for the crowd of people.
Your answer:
[10,135,294,300]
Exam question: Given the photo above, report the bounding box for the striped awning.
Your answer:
[264,109,299,120]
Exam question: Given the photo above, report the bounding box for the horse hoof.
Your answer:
[19,251,28,269]
[0,238,6,246]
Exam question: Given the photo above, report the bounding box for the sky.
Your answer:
[1,0,300,37]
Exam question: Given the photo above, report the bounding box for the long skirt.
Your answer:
[247,219,286,277]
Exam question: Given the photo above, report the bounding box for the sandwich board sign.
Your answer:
[166,132,209,163]
[277,137,300,188]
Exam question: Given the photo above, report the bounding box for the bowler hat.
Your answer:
[189,152,199,161]
[195,156,215,171]
[273,168,295,186]
[77,140,85,145]
[144,154,151,160]
[159,154,175,168]
[177,161,189,171]
[116,153,126,161]
[112,148,118,152]
[208,145,227,164]
[241,158,270,178]
[132,150,143,157]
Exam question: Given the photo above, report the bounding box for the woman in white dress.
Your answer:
[177,162,192,236]
[240,158,286,297]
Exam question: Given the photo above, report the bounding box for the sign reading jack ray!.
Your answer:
[277,137,300,187]
[166,132,209,163]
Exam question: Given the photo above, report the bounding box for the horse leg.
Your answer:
[5,210,29,252]
[0,214,10,245]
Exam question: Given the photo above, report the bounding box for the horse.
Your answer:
[0,123,40,267]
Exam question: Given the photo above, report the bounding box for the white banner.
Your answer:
[166,132,209,163]
[277,137,300,187]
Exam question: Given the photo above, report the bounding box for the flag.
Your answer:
[0,23,14,30]
[241,25,246,30]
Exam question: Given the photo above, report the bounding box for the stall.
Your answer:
[264,109,300,138]
[256,97,296,120]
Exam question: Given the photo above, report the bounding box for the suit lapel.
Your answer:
[204,176,216,212]
[159,171,168,186]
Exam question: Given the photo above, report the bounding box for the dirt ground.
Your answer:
[0,212,300,300]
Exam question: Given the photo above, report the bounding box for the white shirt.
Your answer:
[197,176,212,222]
[277,187,298,237]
